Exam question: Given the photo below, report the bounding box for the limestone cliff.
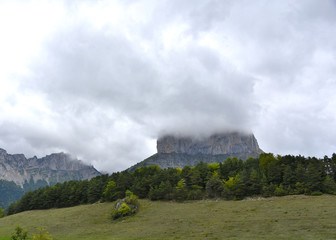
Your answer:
[128,132,263,171]
[157,133,262,155]
[0,148,101,187]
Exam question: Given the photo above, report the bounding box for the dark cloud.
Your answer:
[1,0,336,171]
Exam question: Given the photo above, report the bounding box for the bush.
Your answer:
[32,228,53,240]
[310,191,323,196]
[274,185,288,196]
[119,203,131,215]
[111,191,139,220]
[11,226,28,240]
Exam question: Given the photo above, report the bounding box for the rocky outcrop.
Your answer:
[0,148,101,187]
[157,133,262,155]
[128,132,263,171]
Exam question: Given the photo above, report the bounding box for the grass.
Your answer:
[1,195,336,239]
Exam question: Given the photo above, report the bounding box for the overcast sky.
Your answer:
[0,0,336,172]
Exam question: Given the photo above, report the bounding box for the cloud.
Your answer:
[0,0,336,171]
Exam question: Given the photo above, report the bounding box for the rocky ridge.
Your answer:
[157,133,262,155]
[0,148,101,187]
[128,132,263,171]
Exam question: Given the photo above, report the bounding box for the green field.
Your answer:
[1,195,336,239]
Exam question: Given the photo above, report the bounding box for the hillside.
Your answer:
[1,195,336,239]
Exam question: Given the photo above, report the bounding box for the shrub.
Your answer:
[274,185,288,196]
[119,203,131,215]
[310,191,323,196]
[111,202,132,220]
[111,191,139,220]
[11,226,28,240]
[32,228,53,240]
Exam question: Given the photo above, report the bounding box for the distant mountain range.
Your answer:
[129,132,263,171]
[0,148,100,187]
[1,132,263,208]
[0,148,101,209]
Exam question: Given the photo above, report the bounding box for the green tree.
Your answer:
[249,170,261,195]
[222,174,245,200]
[323,175,336,194]
[220,158,244,179]
[175,179,188,201]
[306,162,324,194]
[208,163,220,172]
[190,170,203,187]
[295,163,306,183]
[181,166,193,187]
[283,165,296,187]
[206,174,223,198]
[188,185,204,200]
[103,181,119,201]
[261,183,276,197]
[131,178,150,198]
[87,175,109,203]
[294,182,305,194]
[149,181,173,200]
[0,206,4,218]
[267,162,282,185]
[259,153,278,172]
[195,161,209,187]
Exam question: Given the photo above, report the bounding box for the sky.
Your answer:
[0,0,336,172]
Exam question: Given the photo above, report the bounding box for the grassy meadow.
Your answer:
[1,195,336,239]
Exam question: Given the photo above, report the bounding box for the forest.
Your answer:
[6,153,336,215]
[0,180,24,209]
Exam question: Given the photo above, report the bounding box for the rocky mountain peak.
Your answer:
[157,132,263,155]
[128,132,264,172]
[0,148,101,186]
[0,148,7,155]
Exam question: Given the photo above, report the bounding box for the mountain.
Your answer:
[157,133,262,155]
[0,148,101,209]
[128,132,263,171]
[0,148,101,187]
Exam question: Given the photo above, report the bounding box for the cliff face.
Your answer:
[0,148,101,186]
[128,132,263,171]
[157,132,263,155]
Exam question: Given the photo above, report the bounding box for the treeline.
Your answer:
[7,153,336,215]
[0,180,24,209]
